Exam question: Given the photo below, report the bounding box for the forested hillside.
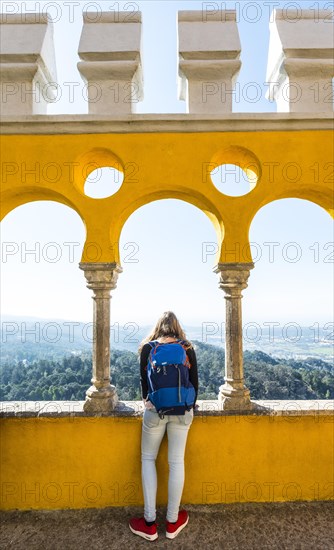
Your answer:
[0,341,332,402]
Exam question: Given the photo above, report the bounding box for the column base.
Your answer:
[218,384,253,411]
[83,385,118,413]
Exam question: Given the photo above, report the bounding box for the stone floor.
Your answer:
[0,501,333,550]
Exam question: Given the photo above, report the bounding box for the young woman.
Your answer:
[129,311,198,541]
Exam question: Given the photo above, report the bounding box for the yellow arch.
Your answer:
[1,187,87,226]
[1,128,333,265]
[112,193,221,265]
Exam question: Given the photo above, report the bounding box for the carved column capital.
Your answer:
[79,262,123,292]
[214,262,254,295]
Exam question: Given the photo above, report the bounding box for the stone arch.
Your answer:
[0,187,86,228]
[1,200,87,320]
[109,189,224,265]
[250,194,334,231]
[240,194,333,263]
[114,196,221,324]
[245,196,333,323]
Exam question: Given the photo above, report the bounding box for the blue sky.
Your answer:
[1,0,333,332]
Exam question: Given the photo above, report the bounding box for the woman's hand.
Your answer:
[143,399,155,410]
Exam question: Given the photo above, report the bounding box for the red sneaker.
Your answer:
[166,510,189,539]
[129,517,158,541]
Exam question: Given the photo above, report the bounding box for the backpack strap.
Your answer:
[147,340,160,368]
[147,340,159,349]
[148,340,161,354]
[177,340,191,368]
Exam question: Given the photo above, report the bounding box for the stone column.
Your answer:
[78,11,143,114]
[178,10,241,114]
[266,9,334,113]
[79,262,122,413]
[214,263,254,410]
[0,13,57,115]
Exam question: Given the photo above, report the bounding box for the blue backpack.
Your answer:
[146,339,196,418]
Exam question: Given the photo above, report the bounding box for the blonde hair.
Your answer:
[139,311,192,353]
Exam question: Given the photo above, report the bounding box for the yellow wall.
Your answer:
[1,413,333,510]
[1,129,333,265]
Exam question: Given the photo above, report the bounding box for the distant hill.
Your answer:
[0,339,333,402]
[1,315,333,364]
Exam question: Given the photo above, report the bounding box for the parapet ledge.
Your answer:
[0,112,333,135]
[0,12,50,24]
[274,8,334,20]
[82,11,141,23]
[0,400,333,418]
[178,10,237,22]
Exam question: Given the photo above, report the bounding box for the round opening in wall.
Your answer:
[209,146,261,197]
[83,166,124,199]
[210,163,257,197]
[74,148,125,199]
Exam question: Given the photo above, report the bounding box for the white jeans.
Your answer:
[141,408,194,523]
